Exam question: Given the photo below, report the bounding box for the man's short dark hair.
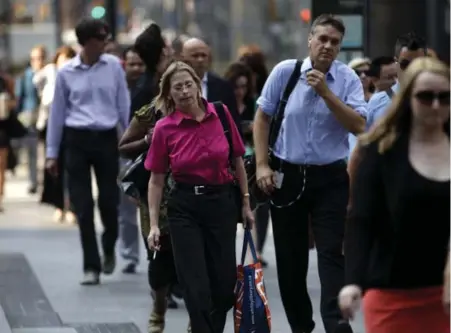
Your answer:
[75,18,109,46]
[394,32,427,57]
[310,14,345,36]
[368,56,395,78]
[122,46,136,59]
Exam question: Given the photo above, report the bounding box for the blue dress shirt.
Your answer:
[257,58,367,165]
[347,82,399,158]
[46,54,130,159]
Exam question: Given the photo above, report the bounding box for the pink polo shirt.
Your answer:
[144,101,245,185]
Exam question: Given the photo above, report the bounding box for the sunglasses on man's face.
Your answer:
[93,33,110,41]
[414,90,450,106]
[354,69,370,77]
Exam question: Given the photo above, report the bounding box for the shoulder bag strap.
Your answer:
[213,102,234,168]
[385,88,393,99]
[268,60,303,148]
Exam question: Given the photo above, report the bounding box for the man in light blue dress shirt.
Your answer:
[367,32,428,128]
[45,18,130,285]
[348,32,428,168]
[347,56,397,157]
[253,14,366,333]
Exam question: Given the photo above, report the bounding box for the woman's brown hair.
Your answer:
[359,57,450,153]
[151,61,202,116]
[224,62,254,94]
[52,46,76,64]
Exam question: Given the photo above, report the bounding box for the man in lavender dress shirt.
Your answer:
[45,18,130,285]
[253,14,367,333]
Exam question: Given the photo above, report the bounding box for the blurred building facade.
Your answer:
[0,0,448,69]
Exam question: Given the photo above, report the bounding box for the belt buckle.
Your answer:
[194,185,205,195]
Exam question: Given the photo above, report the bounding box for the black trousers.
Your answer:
[63,127,119,273]
[255,202,270,253]
[270,158,348,333]
[168,184,237,333]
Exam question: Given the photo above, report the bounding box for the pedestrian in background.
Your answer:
[0,71,19,212]
[15,45,46,195]
[118,23,179,331]
[117,46,145,275]
[46,18,130,285]
[34,45,77,224]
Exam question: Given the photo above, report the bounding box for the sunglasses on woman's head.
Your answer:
[414,90,450,106]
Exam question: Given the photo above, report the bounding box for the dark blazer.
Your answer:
[206,72,242,138]
[345,134,450,291]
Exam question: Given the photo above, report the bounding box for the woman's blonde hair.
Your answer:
[151,61,202,115]
[359,57,450,153]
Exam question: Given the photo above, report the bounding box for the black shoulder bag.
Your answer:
[118,110,163,201]
[213,102,254,223]
[248,60,303,204]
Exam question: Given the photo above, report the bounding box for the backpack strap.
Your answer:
[213,102,234,168]
[269,60,303,148]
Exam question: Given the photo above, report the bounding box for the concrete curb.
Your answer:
[0,304,12,333]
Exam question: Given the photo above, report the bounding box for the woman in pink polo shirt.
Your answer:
[145,61,254,333]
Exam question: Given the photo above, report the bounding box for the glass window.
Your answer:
[336,15,363,48]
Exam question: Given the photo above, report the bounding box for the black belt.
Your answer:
[272,156,346,173]
[175,182,233,195]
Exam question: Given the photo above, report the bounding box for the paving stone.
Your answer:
[0,253,63,328]
[70,323,141,333]
[13,328,77,333]
[0,304,12,333]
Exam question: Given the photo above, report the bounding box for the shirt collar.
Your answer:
[392,81,399,93]
[202,73,208,84]
[72,53,108,69]
[172,98,216,125]
[301,57,337,81]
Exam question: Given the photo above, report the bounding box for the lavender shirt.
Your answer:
[46,53,130,159]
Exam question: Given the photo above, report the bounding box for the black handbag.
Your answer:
[246,60,303,204]
[118,152,150,201]
[213,102,256,223]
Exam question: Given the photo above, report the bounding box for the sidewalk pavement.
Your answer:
[0,172,364,333]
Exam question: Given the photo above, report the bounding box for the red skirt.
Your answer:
[363,286,450,333]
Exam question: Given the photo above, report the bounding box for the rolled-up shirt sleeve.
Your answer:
[144,121,169,173]
[256,60,289,117]
[46,71,68,159]
[344,75,368,119]
[224,105,246,157]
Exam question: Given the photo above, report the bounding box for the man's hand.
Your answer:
[256,164,276,195]
[306,69,330,97]
[45,158,58,177]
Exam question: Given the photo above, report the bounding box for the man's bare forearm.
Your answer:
[253,108,271,166]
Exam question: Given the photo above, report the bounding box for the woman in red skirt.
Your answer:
[340,57,450,333]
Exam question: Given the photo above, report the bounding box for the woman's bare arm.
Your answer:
[118,117,150,159]
[148,173,166,229]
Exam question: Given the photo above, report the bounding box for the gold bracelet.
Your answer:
[243,193,250,198]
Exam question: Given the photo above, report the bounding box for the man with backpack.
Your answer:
[253,14,367,333]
